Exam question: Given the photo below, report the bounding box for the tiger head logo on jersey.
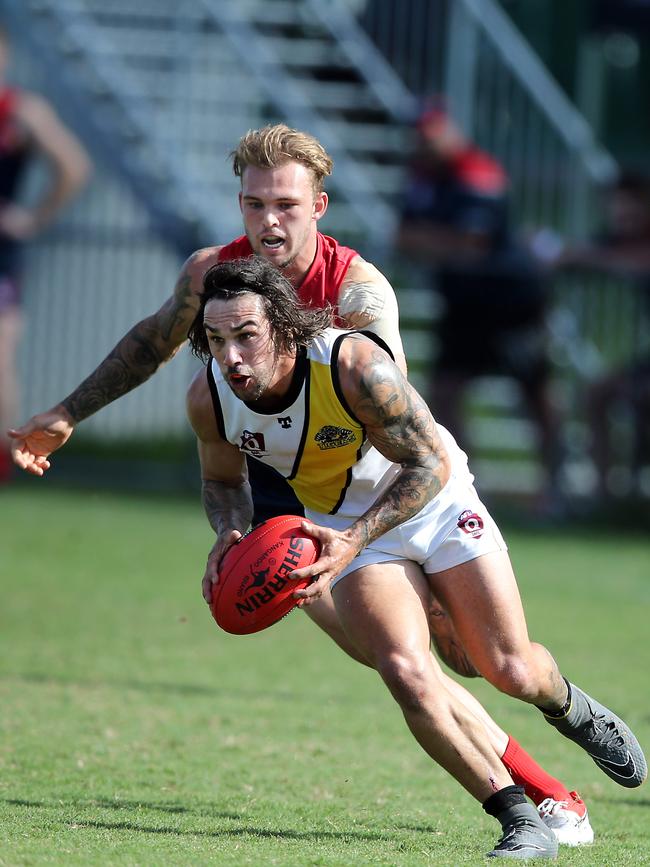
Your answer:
[457,510,484,538]
[314,425,356,450]
[240,430,268,457]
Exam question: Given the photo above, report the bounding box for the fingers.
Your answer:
[9,444,29,471]
[7,423,58,475]
[292,572,331,606]
[290,523,349,606]
[289,558,325,583]
[7,425,34,440]
[9,444,51,475]
[202,530,243,606]
[300,520,330,543]
[202,573,214,605]
[203,549,221,605]
[24,461,49,477]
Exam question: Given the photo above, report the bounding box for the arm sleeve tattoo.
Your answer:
[202,478,254,538]
[61,273,196,422]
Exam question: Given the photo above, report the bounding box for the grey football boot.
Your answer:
[487,803,558,859]
[544,682,647,788]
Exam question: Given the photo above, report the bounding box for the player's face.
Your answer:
[203,294,292,404]
[239,162,327,276]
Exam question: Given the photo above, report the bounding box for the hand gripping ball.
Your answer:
[211,515,320,634]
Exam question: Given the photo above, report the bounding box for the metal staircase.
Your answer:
[2,0,417,255]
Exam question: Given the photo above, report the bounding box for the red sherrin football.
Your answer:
[211,515,320,635]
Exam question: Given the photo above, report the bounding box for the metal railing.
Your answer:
[360,0,617,233]
[6,0,646,498]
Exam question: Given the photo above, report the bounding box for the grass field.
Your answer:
[1,485,649,866]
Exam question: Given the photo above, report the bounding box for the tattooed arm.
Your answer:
[292,334,450,602]
[337,256,406,375]
[339,334,450,549]
[8,246,224,475]
[186,367,253,603]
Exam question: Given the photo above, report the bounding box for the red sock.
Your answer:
[501,736,571,806]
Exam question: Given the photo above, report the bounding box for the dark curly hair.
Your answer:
[187,256,333,362]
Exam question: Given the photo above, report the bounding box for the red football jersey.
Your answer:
[217,232,358,324]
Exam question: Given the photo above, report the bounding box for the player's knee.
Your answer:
[481,654,538,700]
[377,650,434,713]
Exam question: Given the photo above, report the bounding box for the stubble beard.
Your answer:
[227,354,279,406]
[249,223,312,276]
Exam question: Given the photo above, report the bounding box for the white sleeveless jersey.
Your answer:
[207,329,471,517]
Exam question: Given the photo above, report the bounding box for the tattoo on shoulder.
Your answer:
[338,279,385,324]
[342,279,378,294]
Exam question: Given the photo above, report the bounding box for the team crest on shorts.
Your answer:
[457,509,484,539]
[314,425,355,450]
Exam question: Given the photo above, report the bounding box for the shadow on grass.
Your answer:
[4,797,240,820]
[600,796,650,808]
[4,670,301,702]
[73,819,391,843]
[2,798,391,843]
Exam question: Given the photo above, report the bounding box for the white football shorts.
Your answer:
[306,473,508,589]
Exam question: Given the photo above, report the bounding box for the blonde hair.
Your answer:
[232,124,333,193]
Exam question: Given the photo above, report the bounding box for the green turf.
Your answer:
[1,486,649,865]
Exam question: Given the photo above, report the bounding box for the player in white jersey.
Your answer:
[186,256,646,857]
[188,255,557,859]
[206,324,508,575]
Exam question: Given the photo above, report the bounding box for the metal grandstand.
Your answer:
[3,0,646,497]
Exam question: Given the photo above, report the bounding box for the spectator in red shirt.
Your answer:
[397,104,562,514]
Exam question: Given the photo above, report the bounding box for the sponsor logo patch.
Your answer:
[239,430,268,457]
[457,509,484,539]
[314,425,356,450]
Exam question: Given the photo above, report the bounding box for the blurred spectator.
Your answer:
[0,27,91,483]
[396,103,562,510]
[557,170,650,499]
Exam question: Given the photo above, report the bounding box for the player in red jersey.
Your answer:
[8,124,594,843]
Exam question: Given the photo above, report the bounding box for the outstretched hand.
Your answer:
[7,404,75,476]
[289,520,360,606]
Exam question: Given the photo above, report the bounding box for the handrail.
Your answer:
[304,0,419,123]
[197,0,398,248]
[451,0,617,183]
